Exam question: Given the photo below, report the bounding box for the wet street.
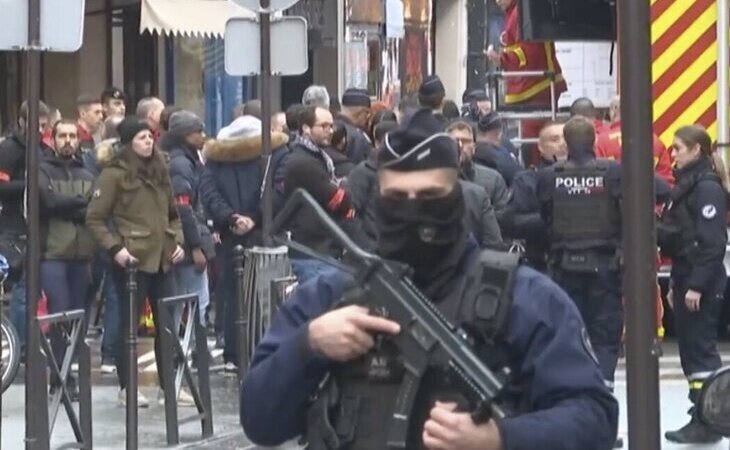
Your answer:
[614,341,730,449]
[1,339,729,449]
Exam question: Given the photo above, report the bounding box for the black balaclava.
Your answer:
[375,108,467,298]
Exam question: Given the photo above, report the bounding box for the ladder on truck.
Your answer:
[486,70,568,148]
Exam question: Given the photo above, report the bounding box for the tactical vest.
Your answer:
[304,250,519,450]
[658,172,723,261]
[551,160,620,246]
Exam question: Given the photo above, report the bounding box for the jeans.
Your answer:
[9,274,26,351]
[97,254,121,362]
[173,263,209,325]
[40,260,90,368]
[110,267,173,390]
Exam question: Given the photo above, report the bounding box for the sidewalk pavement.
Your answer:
[1,375,248,450]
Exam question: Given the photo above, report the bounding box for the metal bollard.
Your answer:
[125,261,138,450]
[233,245,247,383]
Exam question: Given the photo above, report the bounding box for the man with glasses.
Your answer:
[283,106,360,283]
[447,120,509,218]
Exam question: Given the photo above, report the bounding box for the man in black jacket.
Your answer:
[336,88,373,164]
[474,112,522,186]
[201,114,289,371]
[284,106,359,283]
[447,119,509,218]
[163,111,215,329]
[347,121,398,248]
[1,100,50,354]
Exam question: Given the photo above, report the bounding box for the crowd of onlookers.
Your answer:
[2,72,728,407]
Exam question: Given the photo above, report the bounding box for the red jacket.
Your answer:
[595,121,675,186]
[593,119,609,136]
[499,3,567,105]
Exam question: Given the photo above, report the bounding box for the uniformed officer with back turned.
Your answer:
[535,116,670,394]
[659,125,727,444]
[240,109,618,450]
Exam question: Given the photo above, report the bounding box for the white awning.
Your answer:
[140,0,256,38]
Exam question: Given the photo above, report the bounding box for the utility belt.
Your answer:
[552,249,621,273]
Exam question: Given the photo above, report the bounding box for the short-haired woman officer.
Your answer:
[659,125,727,444]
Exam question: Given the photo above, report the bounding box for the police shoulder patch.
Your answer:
[581,327,600,367]
[702,204,717,219]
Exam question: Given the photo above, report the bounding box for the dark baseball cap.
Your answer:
[101,87,126,103]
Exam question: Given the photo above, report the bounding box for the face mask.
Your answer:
[375,183,465,278]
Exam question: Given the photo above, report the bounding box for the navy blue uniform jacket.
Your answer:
[240,241,619,449]
[670,158,728,292]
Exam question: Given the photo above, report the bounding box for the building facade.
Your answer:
[0,0,488,135]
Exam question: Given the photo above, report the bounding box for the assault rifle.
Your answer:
[272,189,510,448]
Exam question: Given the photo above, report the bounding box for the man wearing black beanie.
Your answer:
[418,75,447,125]
[242,108,619,450]
[337,88,374,164]
[474,111,522,186]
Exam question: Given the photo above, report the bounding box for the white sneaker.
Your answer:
[71,363,79,372]
[118,389,150,408]
[223,362,238,375]
[100,363,117,375]
[157,388,196,407]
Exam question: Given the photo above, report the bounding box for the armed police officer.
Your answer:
[535,116,670,398]
[240,109,618,450]
[659,125,726,444]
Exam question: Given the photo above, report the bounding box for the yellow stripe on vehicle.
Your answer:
[652,43,716,119]
[651,0,694,45]
[651,6,716,82]
[659,81,717,145]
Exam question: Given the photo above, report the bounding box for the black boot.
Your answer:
[665,411,722,444]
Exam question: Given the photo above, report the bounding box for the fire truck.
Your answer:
[489,0,730,334]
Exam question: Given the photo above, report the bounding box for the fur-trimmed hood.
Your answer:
[95,138,122,167]
[203,131,288,163]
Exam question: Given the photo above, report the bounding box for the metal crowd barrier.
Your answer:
[156,293,214,446]
[234,245,293,379]
[36,309,92,449]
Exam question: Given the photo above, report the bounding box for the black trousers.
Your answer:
[553,267,623,387]
[672,268,725,403]
[111,266,174,390]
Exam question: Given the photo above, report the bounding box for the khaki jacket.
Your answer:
[86,154,184,274]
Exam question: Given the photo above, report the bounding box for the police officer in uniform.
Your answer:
[537,116,670,392]
[659,125,726,444]
[240,109,618,450]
